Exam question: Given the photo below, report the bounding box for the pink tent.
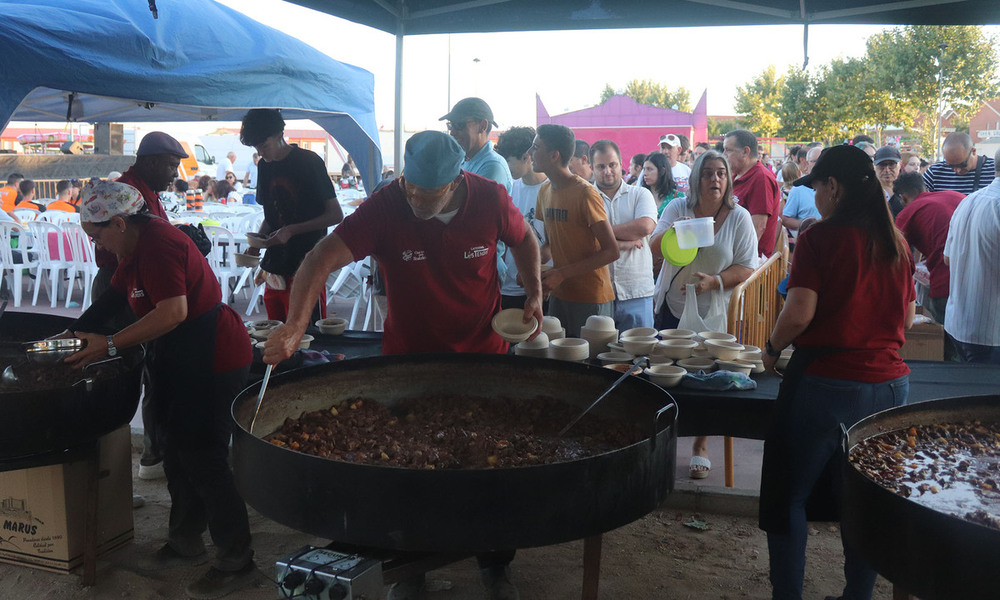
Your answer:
[536,92,708,167]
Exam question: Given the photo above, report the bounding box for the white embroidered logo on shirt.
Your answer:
[130,289,145,299]
[464,246,489,259]
[401,249,426,262]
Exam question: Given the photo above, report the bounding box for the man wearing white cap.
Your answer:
[659,133,691,196]
[264,131,541,600]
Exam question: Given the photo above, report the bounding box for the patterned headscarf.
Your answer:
[80,180,146,223]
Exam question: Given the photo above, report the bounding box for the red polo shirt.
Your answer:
[335,172,527,355]
[733,160,781,257]
[895,190,964,298]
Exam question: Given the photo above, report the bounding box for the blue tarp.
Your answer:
[0,0,382,187]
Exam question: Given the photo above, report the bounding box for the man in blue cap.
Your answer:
[264,130,541,599]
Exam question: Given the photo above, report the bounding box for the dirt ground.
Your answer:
[0,447,896,600]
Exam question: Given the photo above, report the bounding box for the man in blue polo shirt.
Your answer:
[440,97,513,194]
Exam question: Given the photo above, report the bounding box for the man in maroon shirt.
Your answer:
[893,172,964,327]
[94,131,185,484]
[724,129,781,257]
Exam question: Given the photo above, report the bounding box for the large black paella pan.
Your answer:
[0,311,143,461]
[232,353,678,553]
[842,395,1000,600]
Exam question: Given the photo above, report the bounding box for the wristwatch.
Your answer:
[106,335,118,357]
[765,339,781,358]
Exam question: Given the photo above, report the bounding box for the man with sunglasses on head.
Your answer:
[263,131,542,600]
[923,132,995,195]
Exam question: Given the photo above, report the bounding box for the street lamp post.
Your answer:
[933,43,948,161]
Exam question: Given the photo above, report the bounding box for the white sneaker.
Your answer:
[138,462,166,480]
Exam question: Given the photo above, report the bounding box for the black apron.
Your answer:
[758,346,846,533]
[147,303,223,447]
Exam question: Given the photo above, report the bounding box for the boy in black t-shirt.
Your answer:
[240,109,342,321]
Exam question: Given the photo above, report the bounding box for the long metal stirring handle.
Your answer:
[249,363,273,435]
[559,358,647,437]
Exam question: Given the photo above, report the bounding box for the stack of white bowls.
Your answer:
[514,331,550,358]
[541,316,565,340]
[579,315,618,359]
[549,338,590,362]
[737,345,765,373]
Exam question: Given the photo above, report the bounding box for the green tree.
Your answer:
[734,65,784,138]
[778,66,827,142]
[599,79,692,112]
[707,116,744,138]
[867,26,1000,126]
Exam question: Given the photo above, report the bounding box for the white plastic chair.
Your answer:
[0,221,38,307]
[200,225,242,304]
[27,220,73,307]
[62,222,99,309]
[40,211,80,225]
[12,208,40,224]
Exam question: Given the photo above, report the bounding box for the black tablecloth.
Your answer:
[254,331,1000,441]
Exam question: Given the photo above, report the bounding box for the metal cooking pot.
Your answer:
[842,395,1000,600]
[232,353,678,553]
[0,312,144,462]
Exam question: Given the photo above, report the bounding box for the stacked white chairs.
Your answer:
[200,225,242,304]
[62,223,99,309]
[27,220,74,308]
[327,258,383,331]
[0,221,38,307]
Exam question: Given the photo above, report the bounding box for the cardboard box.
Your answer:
[0,426,134,573]
[899,321,945,362]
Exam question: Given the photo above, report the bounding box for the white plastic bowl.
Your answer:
[655,338,697,360]
[541,316,562,335]
[704,339,745,361]
[549,337,589,361]
[647,355,675,365]
[584,315,616,332]
[516,331,549,350]
[698,331,737,343]
[298,334,314,350]
[620,335,658,356]
[677,357,716,373]
[658,328,696,340]
[491,308,538,344]
[621,327,657,339]
[597,351,634,365]
[644,364,687,387]
[316,317,348,335]
[716,359,753,376]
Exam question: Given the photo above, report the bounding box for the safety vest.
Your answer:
[187,189,203,211]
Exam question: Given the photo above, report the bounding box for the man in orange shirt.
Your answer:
[532,124,619,337]
[0,173,24,212]
[46,180,79,213]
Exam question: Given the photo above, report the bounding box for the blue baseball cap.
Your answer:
[402,131,464,189]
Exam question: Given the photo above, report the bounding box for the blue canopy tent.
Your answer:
[0,0,382,188]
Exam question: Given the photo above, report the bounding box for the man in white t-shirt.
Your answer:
[593,139,657,329]
[495,126,548,310]
[217,151,237,180]
[659,133,691,197]
[243,153,259,189]
[943,151,1000,364]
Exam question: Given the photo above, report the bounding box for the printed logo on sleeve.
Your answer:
[130,289,145,299]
